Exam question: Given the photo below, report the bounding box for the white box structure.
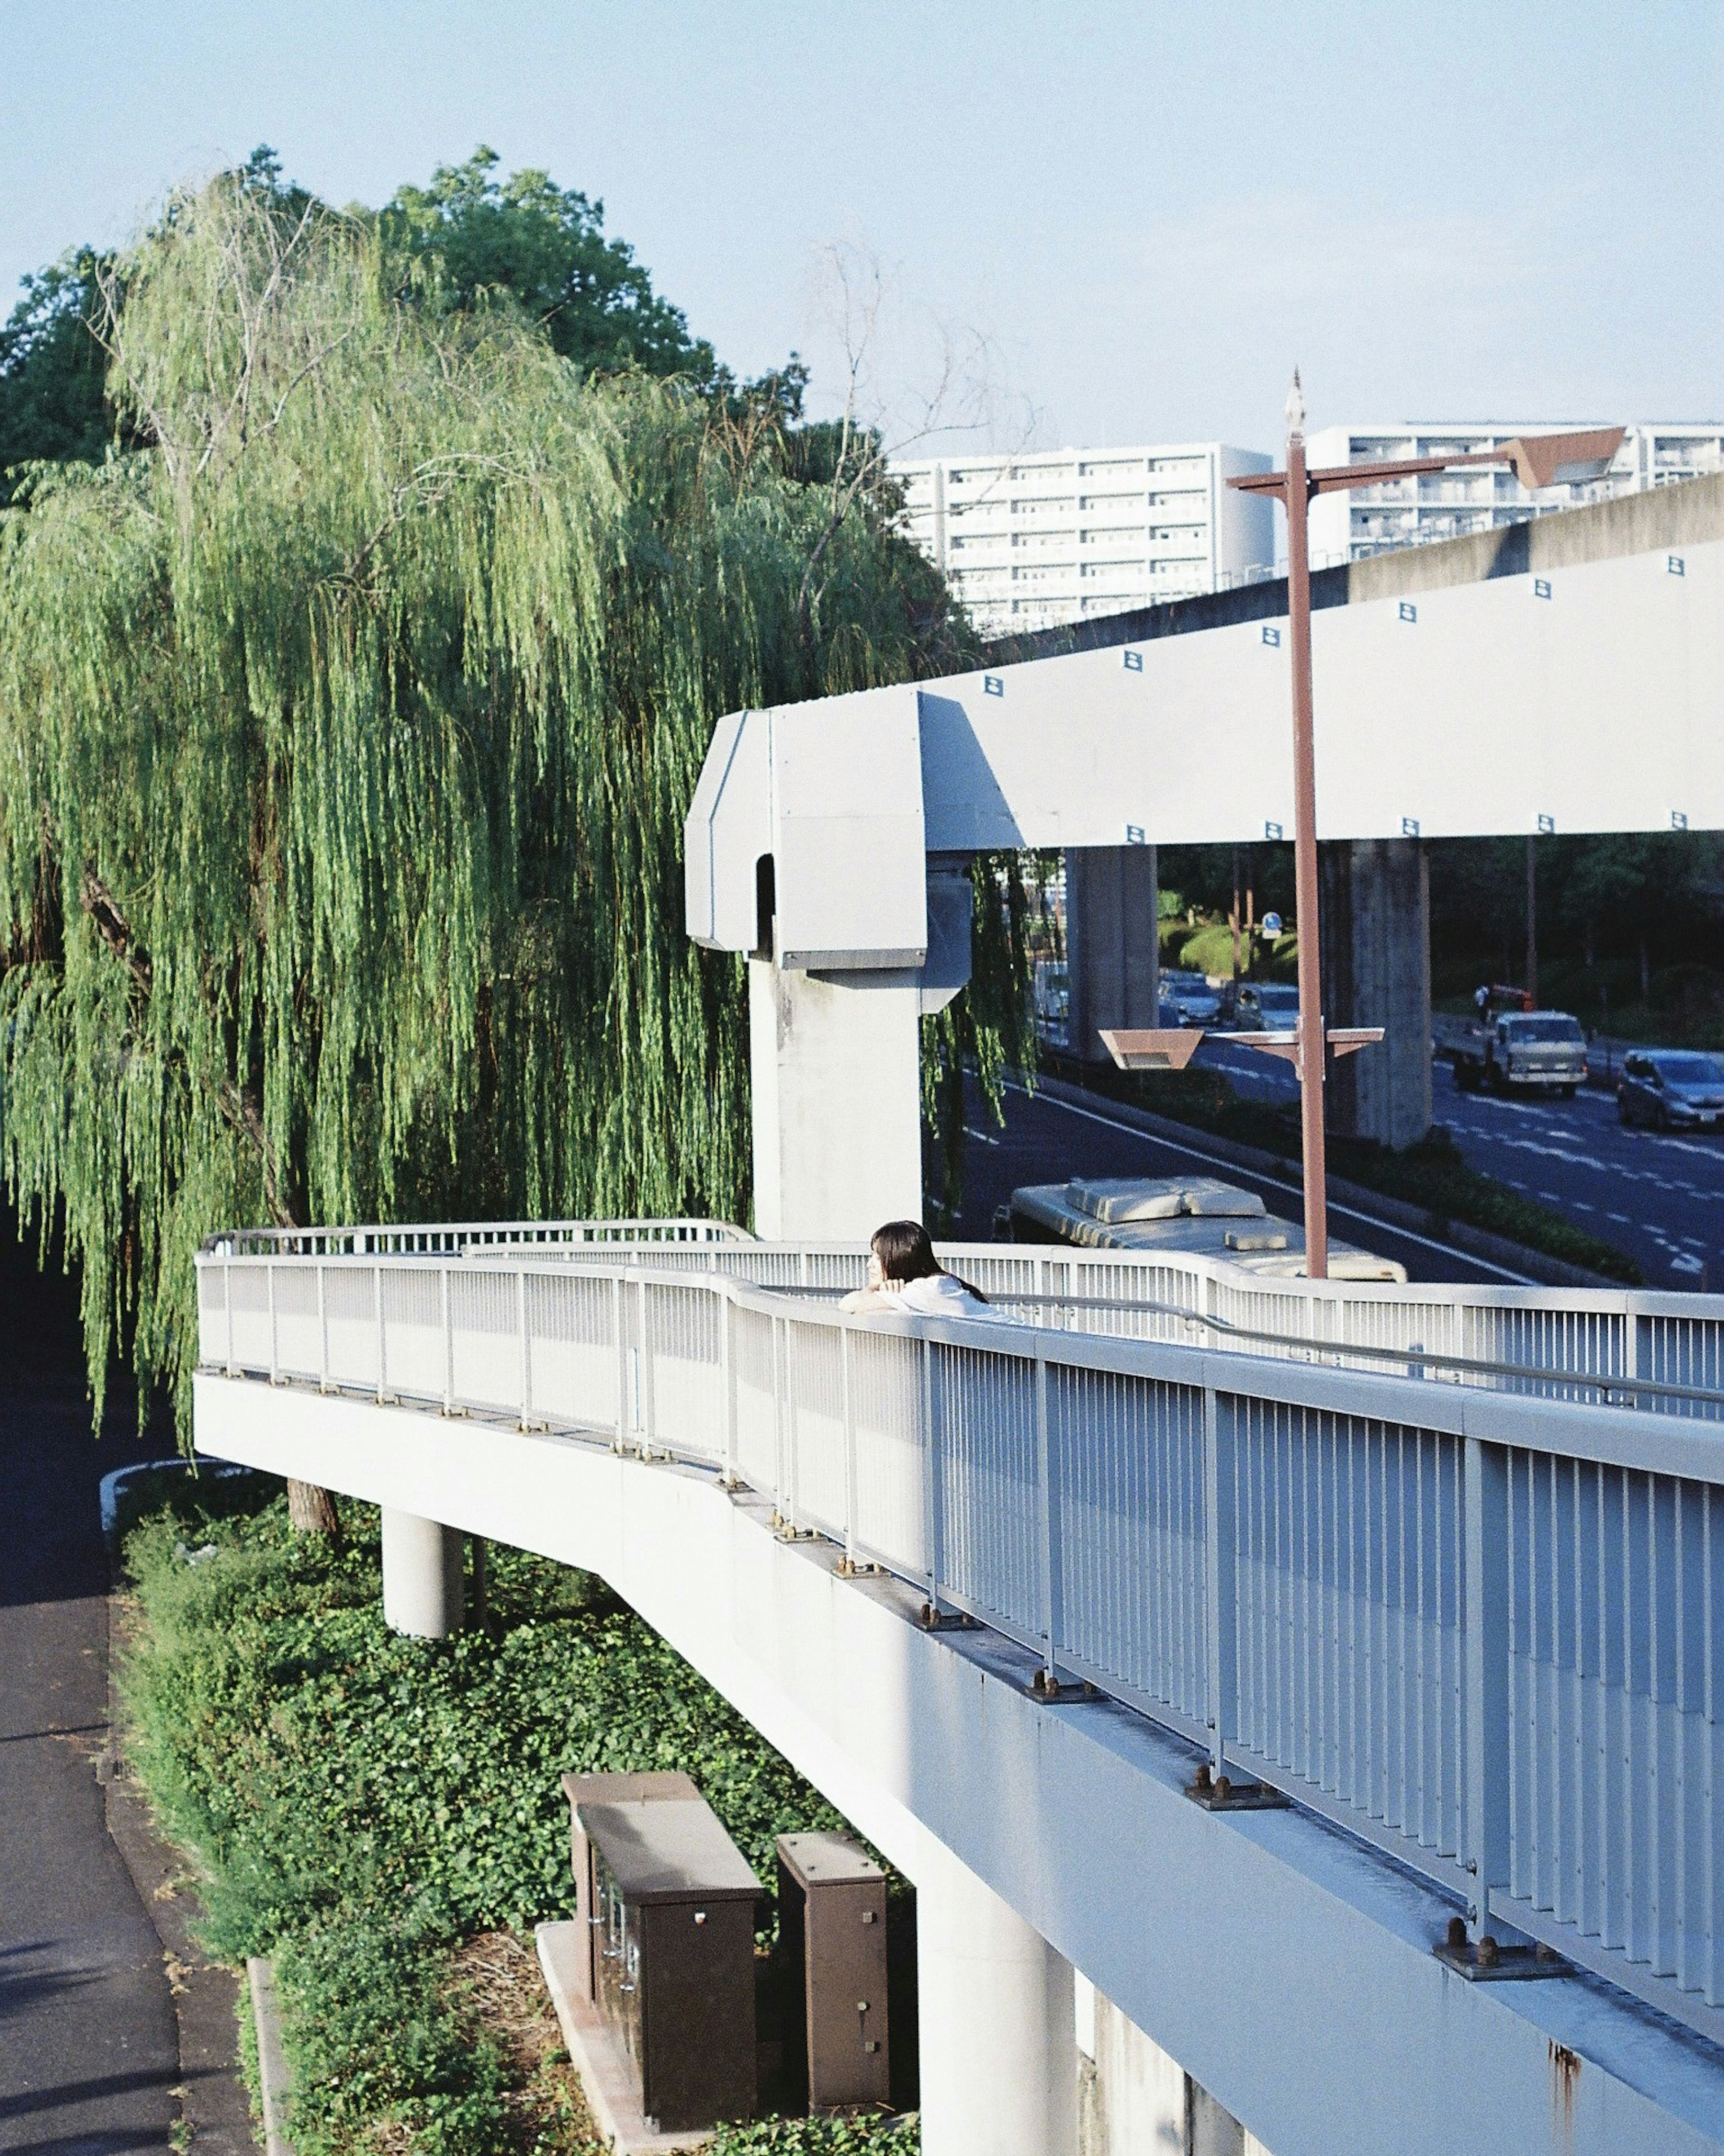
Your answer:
[893,443,1275,635]
[1306,421,1724,568]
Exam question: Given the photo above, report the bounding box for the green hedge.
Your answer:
[120,1495,918,2156]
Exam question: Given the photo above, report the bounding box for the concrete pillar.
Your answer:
[916,1843,1077,2156]
[749,957,923,1239]
[1065,847,1159,1063]
[1077,1984,1274,2156]
[380,1508,466,1638]
[1319,837,1431,1150]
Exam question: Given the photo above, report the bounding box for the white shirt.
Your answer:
[840,1272,991,1318]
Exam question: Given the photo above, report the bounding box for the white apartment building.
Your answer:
[1306,421,1724,566]
[894,443,1275,636]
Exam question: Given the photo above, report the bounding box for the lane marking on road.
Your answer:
[963,1125,1001,1148]
[1004,1084,1536,1284]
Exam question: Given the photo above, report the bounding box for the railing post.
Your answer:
[637,1279,654,1455]
[720,1285,739,1490]
[1202,1385,1236,1774]
[268,1264,279,1384]
[783,1317,800,1530]
[518,1267,532,1430]
[441,1265,453,1413]
[317,1263,330,1393]
[840,1324,858,1571]
[1463,1436,1511,1939]
[922,1337,945,1614]
[611,1275,628,1449]
[1034,1352,1061,1686]
[225,1261,236,1377]
[769,1315,786,1524]
[374,1264,386,1404]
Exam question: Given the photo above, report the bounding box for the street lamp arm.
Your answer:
[1229,426,1626,502]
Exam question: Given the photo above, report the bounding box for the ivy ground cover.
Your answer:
[120,1490,919,2156]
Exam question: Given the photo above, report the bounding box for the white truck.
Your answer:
[1007,1174,1406,1282]
[1447,997,1588,1097]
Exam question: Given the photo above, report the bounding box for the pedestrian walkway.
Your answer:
[0,1231,177,2154]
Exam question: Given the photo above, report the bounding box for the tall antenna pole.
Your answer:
[1284,372,1329,1279]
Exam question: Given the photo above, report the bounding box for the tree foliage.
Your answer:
[0,171,989,1429]
[381,145,718,384]
[0,248,114,500]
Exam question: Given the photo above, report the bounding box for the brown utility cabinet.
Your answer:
[581,1793,761,2133]
[776,1831,891,2112]
[562,1770,699,2002]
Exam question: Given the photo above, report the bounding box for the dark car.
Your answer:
[1617,1049,1724,1130]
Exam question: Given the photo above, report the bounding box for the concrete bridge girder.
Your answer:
[203,1376,1724,2156]
[689,516,1724,1217]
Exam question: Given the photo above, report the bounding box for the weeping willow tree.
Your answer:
[0,174,1031,1482]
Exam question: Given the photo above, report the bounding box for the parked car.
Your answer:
[1617,1049,1724,1129]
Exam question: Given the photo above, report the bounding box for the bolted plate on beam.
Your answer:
[1099,1028,1207,1072]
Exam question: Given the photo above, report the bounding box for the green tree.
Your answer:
[0,249,112,500]
[0,172,995,1489]
[381,145,717,383]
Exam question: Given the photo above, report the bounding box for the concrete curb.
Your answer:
[1031,1071,1630,1290]
[536,1921,707,2152]
[102,1594,258,2155]
[247,1959,296,2156]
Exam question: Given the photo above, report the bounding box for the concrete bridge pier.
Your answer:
[748,955,924,1237]
[380,1508,466,1638]
[1319,837,1432,1151]
[916,1842,1078,2156]
[1064,845,1160,1062]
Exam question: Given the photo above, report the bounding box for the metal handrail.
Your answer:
[195,1239,1724,2044]
[783,1286,1724,1414]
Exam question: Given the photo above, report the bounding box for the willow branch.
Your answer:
[77,868,299,1227]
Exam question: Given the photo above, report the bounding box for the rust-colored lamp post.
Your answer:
[1227,388,1624,1277]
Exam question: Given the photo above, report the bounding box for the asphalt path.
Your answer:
[954,1071,1529,1286]
[1191,1033,1722,1289]
[0,1226,178,2155]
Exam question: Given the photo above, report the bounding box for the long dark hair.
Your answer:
[871,1220,987,1302]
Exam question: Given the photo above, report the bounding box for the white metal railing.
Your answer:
[197,1239,1724,2046]
[208,1217,750,1258]
[203,1221,1724,1421]
[519,1237,1724,1421]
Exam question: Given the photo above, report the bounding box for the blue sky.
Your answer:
[4,2,1720,453]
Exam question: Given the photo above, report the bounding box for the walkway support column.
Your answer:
[1064,846,1160,1063]
[1320,837,1431,1150]
[749,957,923,1239]
[916,1843,1078,2156]
[380,1509,466,1638]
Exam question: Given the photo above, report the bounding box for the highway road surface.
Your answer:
[960,1038,1724,1289]
[1192,1034,1722,1288]
[954,1072,1533,1287]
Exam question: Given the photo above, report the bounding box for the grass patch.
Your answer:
[1042,1056,1642,1285]
[119,1493,918,2156]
